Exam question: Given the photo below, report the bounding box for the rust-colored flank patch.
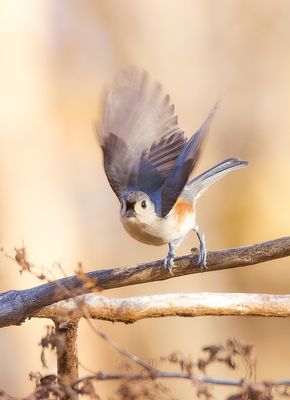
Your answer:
[173,199,194,223]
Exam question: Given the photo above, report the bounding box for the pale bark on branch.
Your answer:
[36,293,290,322]
[0,236,289,328]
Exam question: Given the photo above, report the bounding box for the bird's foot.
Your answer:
[191,246,207,271]
[194,230,208,272]
[164,253,175,275]
[198,246,208,272]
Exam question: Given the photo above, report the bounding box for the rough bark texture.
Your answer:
[0,236,289,328]
[37,293,290,323]
[54,320,79,390]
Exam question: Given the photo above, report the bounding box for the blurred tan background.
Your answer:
[0,0,290,398]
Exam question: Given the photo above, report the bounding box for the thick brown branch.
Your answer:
[54,320,79,387]
[36,293,290,322]
[0,236,290,328]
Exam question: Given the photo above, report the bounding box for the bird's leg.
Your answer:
[164,238,183,275]
[192,225,208,271]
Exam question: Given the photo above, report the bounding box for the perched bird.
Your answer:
[97,68,248,273]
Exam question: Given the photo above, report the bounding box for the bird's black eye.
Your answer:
[141,200,147,209]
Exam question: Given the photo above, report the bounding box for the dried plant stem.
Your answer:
[81,305,156,373]
[73,371,290,387]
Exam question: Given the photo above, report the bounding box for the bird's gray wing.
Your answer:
[97,68,187,199]
[181,158,248,200]
[160,103,219,217]
[138,129,187,192]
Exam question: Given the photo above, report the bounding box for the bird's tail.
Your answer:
[182,158,248,199]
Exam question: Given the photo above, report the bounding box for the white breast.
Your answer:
[121,207,196,246]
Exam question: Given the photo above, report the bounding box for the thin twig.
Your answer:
[72,371,290,387]
[80,303,156,374]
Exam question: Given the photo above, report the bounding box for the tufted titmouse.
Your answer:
[97,68,248,273]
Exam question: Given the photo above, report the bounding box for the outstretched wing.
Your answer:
[160,103,219,217]
[97,68,187,199]
[182,158,248,200]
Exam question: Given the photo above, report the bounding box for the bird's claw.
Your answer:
[191,247,207,271]
[164,255,175,275]
[198,250,208,272]
[194,231,208,272]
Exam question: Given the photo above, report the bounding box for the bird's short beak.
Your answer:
[125,209,136,218]
[125,200,136,218]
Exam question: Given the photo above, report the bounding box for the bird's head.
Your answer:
[120,191,156,223]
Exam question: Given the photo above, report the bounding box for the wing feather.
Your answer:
[97,68,187,199]
[160,102,219,217]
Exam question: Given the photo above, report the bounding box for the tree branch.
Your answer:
[0,236,289,328]
[54,320,79,387]
[35,293,290,322]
